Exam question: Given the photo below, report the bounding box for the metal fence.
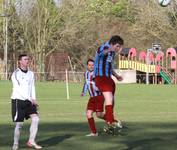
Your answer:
[0,71,85,82]
[1,71,176,84]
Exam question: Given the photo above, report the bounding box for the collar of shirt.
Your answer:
[19,68,28,73]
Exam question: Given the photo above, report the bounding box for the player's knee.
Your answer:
[103,93,113,105]
[16,122,23,129]
[86,111,93,118]
[32,116,39,124]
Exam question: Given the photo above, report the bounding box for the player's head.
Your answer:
[109,35,124,53]
[87,59,94,72]
[18,54,29,69]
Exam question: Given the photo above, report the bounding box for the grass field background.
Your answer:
[0,81,177,150]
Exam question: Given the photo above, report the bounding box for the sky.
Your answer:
[53,0,61,8]
[15,0,62,17]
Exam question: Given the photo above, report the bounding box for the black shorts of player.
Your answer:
[11,99,38,122]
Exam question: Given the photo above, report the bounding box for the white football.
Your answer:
[158,0,171,7]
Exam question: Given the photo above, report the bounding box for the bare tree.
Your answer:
[129,0,177,49]
[1,0,177,79]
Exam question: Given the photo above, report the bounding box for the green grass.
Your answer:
[1,81,177,150]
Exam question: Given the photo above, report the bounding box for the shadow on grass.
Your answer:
[39,134,74,146]
[1,122,177,150]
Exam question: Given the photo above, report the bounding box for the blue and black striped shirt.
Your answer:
[82,70,101,97]
[94,42,115,77]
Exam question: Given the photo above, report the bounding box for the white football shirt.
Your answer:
[11,68,36,101]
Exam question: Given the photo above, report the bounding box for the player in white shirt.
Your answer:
[11,54,42,150]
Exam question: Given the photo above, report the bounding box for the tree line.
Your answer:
[0,0,177,77]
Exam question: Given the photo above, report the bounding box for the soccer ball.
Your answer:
[158,0,171,7]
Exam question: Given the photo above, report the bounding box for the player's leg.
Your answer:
[95,77,118,135]
[103,91,114,124]
[86,98,98,136]
[95,95,105,120]
[86,110,98,136]
[12,99,26,150]
[26,103,42,149]
[12,122,23,150]
[95,77,115,125]
[28,114,39,143]
[112,96,123,128]
[96,108,122,128]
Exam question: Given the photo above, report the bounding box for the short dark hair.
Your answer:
[87,58,94,65]
[109,35,124,45]
[18,54,28,61]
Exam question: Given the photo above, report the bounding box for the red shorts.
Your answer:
[95,76,115,94]
[87,95,104,112]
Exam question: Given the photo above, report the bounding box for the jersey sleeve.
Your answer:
[81,72,87,95]
[30,72,36,100]
[82,82,87,95]
[11,71,27,99]
[97,46,104,56]
[97,45,109,56]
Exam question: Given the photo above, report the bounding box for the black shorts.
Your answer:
[11,99,38,122]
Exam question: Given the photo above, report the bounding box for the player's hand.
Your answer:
[81,93,85,97]
[31,99,39,106]
[116,75,123,81]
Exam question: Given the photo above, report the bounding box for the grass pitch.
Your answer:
[0,81,177,150]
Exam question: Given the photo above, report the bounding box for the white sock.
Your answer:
[13,122,23,145]
[29,116,39,143]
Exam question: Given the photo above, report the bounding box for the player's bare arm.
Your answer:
[112,70,123,81]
